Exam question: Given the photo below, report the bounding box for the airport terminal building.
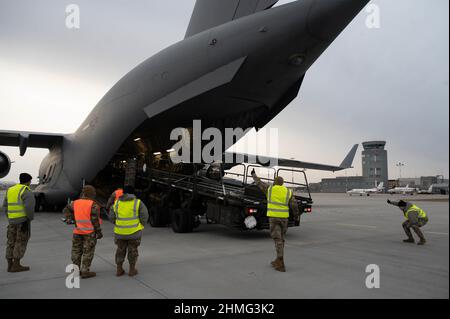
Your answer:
[321,176,380,193]
[321,141,389,193]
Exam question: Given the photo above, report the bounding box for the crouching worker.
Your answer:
[387,199,429,245]
[109,185,148,277]
[63,185,103,279]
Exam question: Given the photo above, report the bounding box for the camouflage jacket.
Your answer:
[388,201,428,223]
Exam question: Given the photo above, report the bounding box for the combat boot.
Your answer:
[417,239,427,246]
[271,258,279,268]
[273,257,286,273]
[10,259,30,273]
[129,263,138,277]
[81,270,96,279]
[7,259,13,272]
[413,227,427,246]
[116,264,125,277]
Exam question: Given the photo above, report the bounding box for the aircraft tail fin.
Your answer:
[339,144,359,169]
[185,0,279,38]
[377,182,384,190]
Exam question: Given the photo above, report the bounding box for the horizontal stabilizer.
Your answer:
[185,0,279,38]
[0,130,64,156]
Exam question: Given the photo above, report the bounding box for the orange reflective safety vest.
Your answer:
[73,199,95,235]
[115,189,124,202]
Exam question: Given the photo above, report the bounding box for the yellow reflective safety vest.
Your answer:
[114,198,144,235]
[405,204,427,220]
[267,185,292,219]
[6,184,30,220]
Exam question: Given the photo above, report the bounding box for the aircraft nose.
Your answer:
[307,0,370,41]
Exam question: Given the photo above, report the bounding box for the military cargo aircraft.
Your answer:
[0,0,370,209]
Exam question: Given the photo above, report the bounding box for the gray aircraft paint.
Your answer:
[0,0,369,205]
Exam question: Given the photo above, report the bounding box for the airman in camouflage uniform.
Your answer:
[252,170,300,272]
[109,185,148,277]
[2,173,35,273]
[106,188,123,212]
[63,185,103,278]
[388,199,429,245]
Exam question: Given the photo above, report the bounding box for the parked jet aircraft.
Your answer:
[388,185,418,195]
[0,0,370,208]
[347,182,384,196]
[417,185,433,195]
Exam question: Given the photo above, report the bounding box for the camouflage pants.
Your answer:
[115,238,141,265]
[403,218,428,240]
[71,234,97,272]
[269,218,289,258]
[6,222,31,260]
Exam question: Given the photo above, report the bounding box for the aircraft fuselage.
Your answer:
[32,0,369,205]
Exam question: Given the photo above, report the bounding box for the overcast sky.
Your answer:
[0,0,448,184]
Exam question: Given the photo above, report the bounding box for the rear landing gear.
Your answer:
[35,194,63,212]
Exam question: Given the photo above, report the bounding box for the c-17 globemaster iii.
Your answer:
[0,0,369,211]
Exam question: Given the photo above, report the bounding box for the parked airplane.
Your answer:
[347,182,384,196]
[417,185,434,195]
[0,0,370,208]
[388,185,418,195]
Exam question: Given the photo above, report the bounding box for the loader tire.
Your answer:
[149,205,167,227]
[171,208,194,233]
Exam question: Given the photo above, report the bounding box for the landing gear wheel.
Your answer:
[171,208,194,233]
[149,206,167,227]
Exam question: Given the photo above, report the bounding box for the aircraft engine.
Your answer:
[0,151,11,179]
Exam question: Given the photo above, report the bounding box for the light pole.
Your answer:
[290,158,295,185]
[396,162,405,180]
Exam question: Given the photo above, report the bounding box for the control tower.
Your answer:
[362,141,388,190]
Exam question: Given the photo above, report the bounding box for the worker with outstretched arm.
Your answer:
[251,169,300,272]
[387,199,429,245]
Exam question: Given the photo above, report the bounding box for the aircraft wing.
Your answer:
[224,144,359,172]
[0,130,64,156]
[185,0,279,38]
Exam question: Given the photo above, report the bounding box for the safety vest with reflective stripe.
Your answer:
[267,185,292,219]
[114,199,144,235]
[6,184,30,220]
[405,204,427,220]
[73,199,95,235]
[114,189,124,201]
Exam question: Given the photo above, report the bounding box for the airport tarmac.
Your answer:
[0,191,448,299]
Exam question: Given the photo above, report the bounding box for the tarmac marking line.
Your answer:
[0,275,68,288]
[336,223,377,229]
